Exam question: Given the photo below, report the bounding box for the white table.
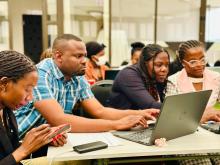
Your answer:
[47,128,220,164]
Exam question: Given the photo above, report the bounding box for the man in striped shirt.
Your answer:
[15,34,159,138]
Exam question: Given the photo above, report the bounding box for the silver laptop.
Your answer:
[112,90,212,145]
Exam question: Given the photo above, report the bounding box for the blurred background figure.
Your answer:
[121,42,145,67]
[40,48,53,61]
[85,41,109,84]
[214,60,220,66]
[130,42,145,65]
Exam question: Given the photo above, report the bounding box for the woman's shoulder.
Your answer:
[205,68,220,78]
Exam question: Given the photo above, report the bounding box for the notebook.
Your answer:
[112,90,212,145]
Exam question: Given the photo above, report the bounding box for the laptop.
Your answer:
[105,70,119,80]
[112,90,212,145]
[200,121,220,134]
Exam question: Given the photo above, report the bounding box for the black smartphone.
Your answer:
[73,141,108,154]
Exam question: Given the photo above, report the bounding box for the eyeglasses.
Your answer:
[183,57,207,67]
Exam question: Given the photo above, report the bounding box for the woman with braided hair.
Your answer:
[166,40,220,165]
[0,51,66,165]
[109,44,170,110]
[167,40,220,123]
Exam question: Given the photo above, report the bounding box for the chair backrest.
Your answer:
[91,80,113,106]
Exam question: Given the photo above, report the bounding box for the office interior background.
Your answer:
[0,0,220,67]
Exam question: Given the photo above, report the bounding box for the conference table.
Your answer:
[47,127,220,165]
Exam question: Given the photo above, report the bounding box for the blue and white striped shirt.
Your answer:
[15,58,94,138]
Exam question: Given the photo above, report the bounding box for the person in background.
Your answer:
[120,42,145,67]
[15,34,159,139]
[166,40,220,165]
[109,44,170,110]
[130,42,145,65]
[40,48,53,61]
[214,60,220,67]
[85,41,109,83]
[0,50,66,165]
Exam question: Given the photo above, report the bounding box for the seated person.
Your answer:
[120,42,145,68]
[130,42,145,65]
[214,60,220,67]
[166,40,220,165]
[109,44,170,110]
[40,48,53,61]
[167,40,220,123]
[15,34,159,139]
[0,51,66,164]
[85,41,109,83]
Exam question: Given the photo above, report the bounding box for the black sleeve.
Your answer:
[114,68,161,109]
[0,154,18,165]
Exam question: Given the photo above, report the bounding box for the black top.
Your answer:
[109,65,162,110]
[0,108,21,165]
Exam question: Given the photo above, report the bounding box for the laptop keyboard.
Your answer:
[128,129,152,141]
[113,129,153,145]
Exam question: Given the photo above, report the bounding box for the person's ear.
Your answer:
[0,77,9,92]
[54,50,63,63]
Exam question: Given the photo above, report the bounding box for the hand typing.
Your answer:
[114,115,147,131]
[139,108,160,120]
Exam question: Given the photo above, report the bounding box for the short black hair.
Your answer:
[52,34,82,52]
[86,41,106,59]
[131,42,145,57]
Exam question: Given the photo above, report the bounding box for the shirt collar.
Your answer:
[50,59,65,80]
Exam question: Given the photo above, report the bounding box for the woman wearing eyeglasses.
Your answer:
[167,40,220,123]
[166,40,220,165]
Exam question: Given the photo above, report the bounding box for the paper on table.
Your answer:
[68,132,122,147]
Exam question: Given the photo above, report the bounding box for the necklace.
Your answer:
[188,77,204,83]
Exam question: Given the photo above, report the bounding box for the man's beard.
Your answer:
[75,70,85,76]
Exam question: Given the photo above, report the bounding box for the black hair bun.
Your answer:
[131,42,145,49]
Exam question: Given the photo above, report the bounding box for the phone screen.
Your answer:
[49,124,71,139]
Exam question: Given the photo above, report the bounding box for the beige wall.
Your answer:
[8,0,42,53]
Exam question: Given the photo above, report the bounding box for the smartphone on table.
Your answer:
[73,141,108,154]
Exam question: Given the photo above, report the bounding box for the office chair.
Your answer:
[74,80,113,118]
[91,80,114,107]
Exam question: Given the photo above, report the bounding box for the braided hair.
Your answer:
[0,50,36,82]
[138,44,170,101]
[177,40,204,62]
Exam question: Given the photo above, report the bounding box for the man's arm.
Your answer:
[81,98,159,120]
[34,99,148,132]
